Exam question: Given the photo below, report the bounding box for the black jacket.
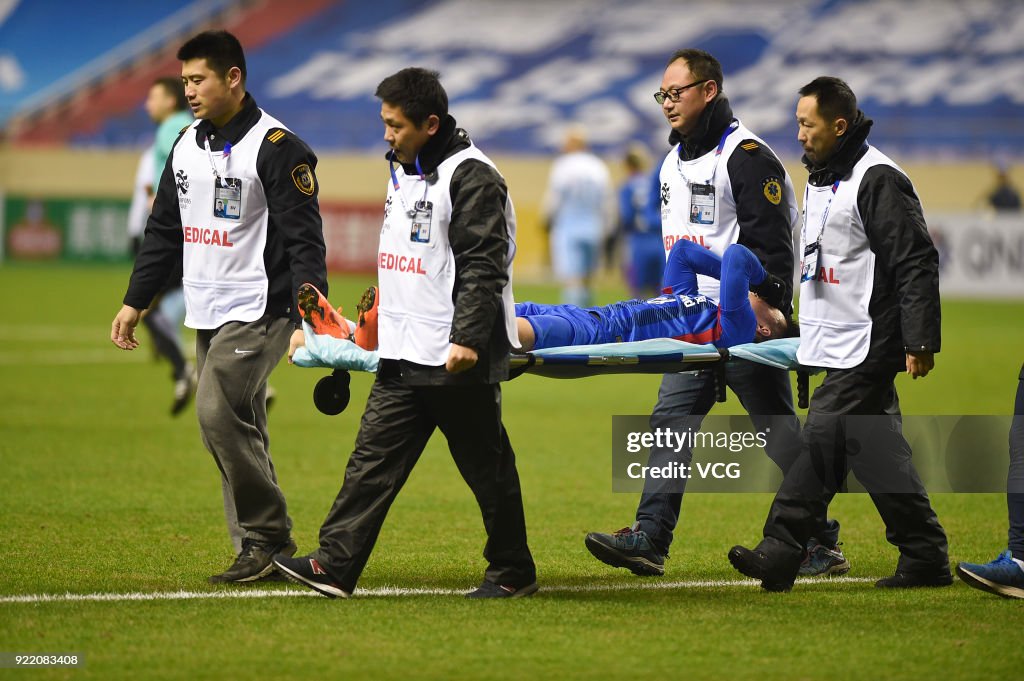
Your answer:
[124,94,328,326]
[382,115,513,385]
[671,95,796,314]
[803,112,941,372]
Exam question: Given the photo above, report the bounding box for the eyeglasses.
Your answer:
[653,79,710,105]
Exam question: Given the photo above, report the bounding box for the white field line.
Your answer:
[0,576,878,604]
[0,350,148,365]
[0,325,195,364]
[0,326,106,341]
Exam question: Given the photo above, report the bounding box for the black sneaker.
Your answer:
[464,580,539,599]
[584,522,665,576]
[273,554,350,598]
[208,537,297,584]
[875,569,953,588]
[727,545,799,592]
[798,540,851,577]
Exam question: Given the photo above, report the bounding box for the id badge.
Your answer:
[689,183,715,225]
[410,200,433,243]
[213,177,242,220]
[800,241,821,282]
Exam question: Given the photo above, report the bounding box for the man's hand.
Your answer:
[446,343,478,374]
[111,305,143,350]
[906,351,934,379]
[288,328,306,364]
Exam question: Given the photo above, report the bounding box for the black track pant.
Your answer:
[314,374,536,594]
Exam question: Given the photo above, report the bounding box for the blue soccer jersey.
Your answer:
[594,293,721,344]
[518,239,766,349]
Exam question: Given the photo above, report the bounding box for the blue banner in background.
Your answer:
[4,0,1024,158]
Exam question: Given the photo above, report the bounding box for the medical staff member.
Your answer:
[111,30,328,584]
[585,49,844,580]
[729,76,950,592]
[274,67,537,599]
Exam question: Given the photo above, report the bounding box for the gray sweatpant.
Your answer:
[195,314,293,553]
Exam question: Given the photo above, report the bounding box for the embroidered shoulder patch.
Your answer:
[761,176,782,205]
[762,176,783,205]
[291,164,315,195]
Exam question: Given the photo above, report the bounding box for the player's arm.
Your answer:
[662,237,722,294]
[858,165,941,376]
[258,129,328,328]
[727,142,796,313]
[447,159,511,371]
[540,158,562,232]
[718,244,766,312]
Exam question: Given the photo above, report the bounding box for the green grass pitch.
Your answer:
[1,263,1022,680]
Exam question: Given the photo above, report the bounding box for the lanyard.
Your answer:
[676,119,738,186]
[204,136,231,180]
[802,143,870,246]
[388,152,429,216]
[802,180,841,246]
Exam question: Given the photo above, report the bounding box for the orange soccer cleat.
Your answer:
[297,283,352,340]
[354,285,379,351]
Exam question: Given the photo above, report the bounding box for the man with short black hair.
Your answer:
[585,49,844,580]
[111,30,328,584]
[729,76,951,592]
[274,67,536,599]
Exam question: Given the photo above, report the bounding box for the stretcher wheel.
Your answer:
[797,370,809,410]
[313,369,351,415]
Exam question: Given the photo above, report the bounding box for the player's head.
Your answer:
[796,76,857,167]
[562,125,589,153]
[145,77,188,124]
[749,294,797,342]
[624,142,649,173]
[657,49,722,137]
[177,30,246,126]
[376,67,447,164]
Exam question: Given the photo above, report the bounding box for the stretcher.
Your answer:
[510,337,815,406]
[294,326,816,413]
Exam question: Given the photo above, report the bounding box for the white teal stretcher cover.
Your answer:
[292,326,812,376]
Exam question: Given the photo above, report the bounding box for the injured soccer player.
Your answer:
[289,238,794,371]
[515,238,794,352]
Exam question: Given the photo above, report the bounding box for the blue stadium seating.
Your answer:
[4,0,1023,158]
